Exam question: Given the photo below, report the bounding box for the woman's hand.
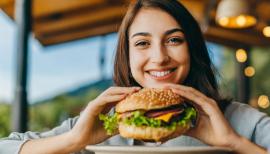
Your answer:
[68,86,141,151]
[163,84,268,154]
[163,84,240,147]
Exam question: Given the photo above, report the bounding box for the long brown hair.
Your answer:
[113,0,231,111]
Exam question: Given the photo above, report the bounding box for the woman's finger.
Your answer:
[163,84,209,100]
[170,87,218,117]
[164,84,219,109]
[97,93,128,106]
[170,87,206,106]
[106,86,141,95]
[104,94,128,103]
[99,94,128,114]
[89,93,128,115]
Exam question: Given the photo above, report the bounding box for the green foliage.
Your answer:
[0,81,110,138]
[0,103,10,138]
[217,47,270,115]
[251,48,270,97]
[29,89,103,132]
[251,48,270,114]
[218,47,237,98]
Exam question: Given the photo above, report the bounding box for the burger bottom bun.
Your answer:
[118,122,190,142]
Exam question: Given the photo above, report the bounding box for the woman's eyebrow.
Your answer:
[131,32,151,38]
[164,28,184,35]
[131,28,183,38]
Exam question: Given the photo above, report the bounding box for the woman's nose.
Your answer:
[150,45,170,64]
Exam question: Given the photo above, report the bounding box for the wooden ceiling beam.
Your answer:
[1,0,269,47]
[0,0,126,20]
[38,15,123,38]
[33,5,126,35]
[33,0,104,19]
[0,0,104,19]
[179,0,208,23]
[0,0,13,7]
[0,1,14,19]
[37,22,120,46]
[256,1,270,21]
[205,26,270,47]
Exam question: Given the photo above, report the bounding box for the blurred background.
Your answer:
[0,0,269,138]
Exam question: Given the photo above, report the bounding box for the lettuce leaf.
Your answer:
[123,107,196,130]
[175,107,197,129]
[123,111,163,128]
[99,113,118,135]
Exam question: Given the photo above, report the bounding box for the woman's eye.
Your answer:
[167,37,184,45]
[135,41,150,47]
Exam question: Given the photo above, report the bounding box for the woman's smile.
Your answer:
[146,67,177,81]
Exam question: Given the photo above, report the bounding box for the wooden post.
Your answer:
[235,47,251,104]
[12,0,32,132]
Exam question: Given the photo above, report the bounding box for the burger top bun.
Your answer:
[115,88,184,113]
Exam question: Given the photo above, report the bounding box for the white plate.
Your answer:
[85,145,233,154]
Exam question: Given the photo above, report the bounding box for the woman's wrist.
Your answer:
[85,100,102,116]
[228,135,267,154]
[66,129,88,152]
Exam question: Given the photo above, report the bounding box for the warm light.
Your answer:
[216,0,257,29]
[219,17,229,26]
[258,95,270,109]
[217,15,256,29]
[263,26,270,37]
[244,66,255,77]
[236,15,247,26]
[236,49,247,63]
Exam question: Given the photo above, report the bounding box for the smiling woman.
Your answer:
[128,8,190,88]
[0,0,270,154]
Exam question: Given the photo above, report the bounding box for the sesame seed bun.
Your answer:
[115,88,184,113]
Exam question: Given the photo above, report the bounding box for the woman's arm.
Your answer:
[20,132,79,154]
[0,116,79,154]
[229,135,267,154]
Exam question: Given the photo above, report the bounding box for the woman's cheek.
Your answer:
[130,49,147,64]
[130,50,144,71]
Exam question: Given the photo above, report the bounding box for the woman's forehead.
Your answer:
[129,8,182,37]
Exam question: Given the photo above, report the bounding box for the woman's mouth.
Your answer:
[147,68,177,80]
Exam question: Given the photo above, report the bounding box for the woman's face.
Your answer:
[129,8,190,88]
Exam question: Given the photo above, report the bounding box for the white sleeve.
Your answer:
[0,116,79,154]
[253,114,270,149]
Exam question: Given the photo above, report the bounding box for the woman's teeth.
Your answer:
[149,70,172,77]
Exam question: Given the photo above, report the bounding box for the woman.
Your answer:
[1,0,269,153]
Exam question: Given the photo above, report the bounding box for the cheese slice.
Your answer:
[154,112,176,122]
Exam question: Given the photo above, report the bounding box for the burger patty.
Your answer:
[118,104,186,122]
[144,107,184,118]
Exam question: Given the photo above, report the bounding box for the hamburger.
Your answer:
[99,88,197,142]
